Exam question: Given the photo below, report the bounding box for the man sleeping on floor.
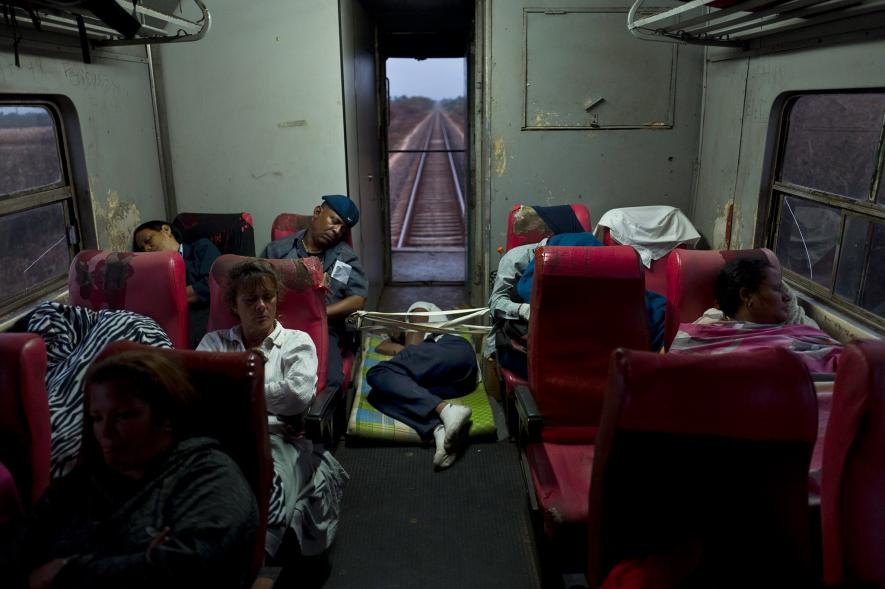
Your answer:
[367,302,478,471]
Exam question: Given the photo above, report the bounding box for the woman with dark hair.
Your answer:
[133,220,221,347]
[671,258,842,374]
[197,259,348,559]
[14,350,258,589]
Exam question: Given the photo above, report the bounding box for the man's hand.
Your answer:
[518,303,531,321]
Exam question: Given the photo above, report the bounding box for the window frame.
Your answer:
[765,90,885,330]
[0,98,82,316]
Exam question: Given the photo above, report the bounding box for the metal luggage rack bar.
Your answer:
[2,0,210,47]
[627,0,885,46]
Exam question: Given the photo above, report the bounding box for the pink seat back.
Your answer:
[0,333,50,506]
[588,347,817,587]
[600,226,681,296]
[207,255,330,393]
[271,212,353,247]
[528,246,648,443]
[505,204,591,251]
[95,340,270,580]
[822,341,885,586]
[68,250,189,348]
[664,248,779,350]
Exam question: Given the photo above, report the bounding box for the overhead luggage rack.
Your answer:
[627,0,885,47]
[1,0,210,48]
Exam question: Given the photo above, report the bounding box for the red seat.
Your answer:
[504,203,591,251]
[270,212,353,247]
[173,211,256,256]
[95,340,270,580]
[822,341,885,587]
[0,462,23,525]
[207,254,344,442]
[515,246,648,552]
[589,348,818,588]
[599,227,679,296]
[663,248,779,350]
[0,333,50,508]
[68,250,189,348]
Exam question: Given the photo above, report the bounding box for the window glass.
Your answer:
[0,105,63,197]
[860,222,885,318]
[0,203,71,301]
[780,94,885,200]
[773,195,840,287]
[835,215,868,302]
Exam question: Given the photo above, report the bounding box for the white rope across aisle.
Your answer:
[345,307,491,336]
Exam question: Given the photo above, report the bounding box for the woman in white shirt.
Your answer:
[197,259,348,559]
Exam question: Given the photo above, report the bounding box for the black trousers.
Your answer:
[366,335,477,439]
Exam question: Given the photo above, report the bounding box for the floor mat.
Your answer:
[325,442,541,589]
[347,333,496,443]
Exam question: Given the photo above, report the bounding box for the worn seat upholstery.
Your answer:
[663,247,779,350]
[589,348,818,588]
[95,340,270,580]
[207,254,343,442]
[0,333,50,508]
[822,340,885,587]
[504,203,591,251]
[68,250,189,348]
[514,246,649,555]
[173,211,256,256]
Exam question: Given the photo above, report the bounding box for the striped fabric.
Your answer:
[27,302,173,479]
[347,333,497,442]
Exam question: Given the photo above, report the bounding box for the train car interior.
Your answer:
[2,0,885,587]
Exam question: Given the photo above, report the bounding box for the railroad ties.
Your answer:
[391,109,466,250]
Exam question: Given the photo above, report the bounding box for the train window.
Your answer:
[0,102,78,316]
[769,92,885,327]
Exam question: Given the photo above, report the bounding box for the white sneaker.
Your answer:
[439,404,472,453]
[432,425,457,470]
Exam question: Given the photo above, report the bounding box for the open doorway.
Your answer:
[386,57,467,283]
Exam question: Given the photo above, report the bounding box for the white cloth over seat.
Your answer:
[594,206,701,268]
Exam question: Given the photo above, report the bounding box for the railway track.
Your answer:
[390,109,465,250]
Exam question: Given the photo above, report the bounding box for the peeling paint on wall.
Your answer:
[493,136,507,177]
[711,199,743,250]
[92,190,141,252]
[712,199,733,250]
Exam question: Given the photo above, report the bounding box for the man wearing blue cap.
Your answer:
[265,195,368,390]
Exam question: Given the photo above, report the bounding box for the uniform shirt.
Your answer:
[181,239,221,302]
[264,229,368,306]
[197,321,318,426]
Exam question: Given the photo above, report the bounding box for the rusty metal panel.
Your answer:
[523,8,676,130]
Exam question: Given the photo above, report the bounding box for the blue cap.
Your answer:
[322,195,359,228]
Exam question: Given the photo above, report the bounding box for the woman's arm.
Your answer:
[264,330,319,415]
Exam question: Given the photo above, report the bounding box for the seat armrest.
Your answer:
[513,383,543,445]
[305,384,342,444]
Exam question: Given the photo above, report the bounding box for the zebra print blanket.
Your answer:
[27,302,173,479]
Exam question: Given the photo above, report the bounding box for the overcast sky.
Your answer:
[387,58,465,100]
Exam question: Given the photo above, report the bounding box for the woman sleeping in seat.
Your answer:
[133,220,221,347]
[10,350,258,589]
[196,259,348,560]
[670,257,842,374]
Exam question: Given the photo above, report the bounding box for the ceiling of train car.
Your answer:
[360,0,474,58]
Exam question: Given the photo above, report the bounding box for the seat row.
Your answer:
[506,243,882,587]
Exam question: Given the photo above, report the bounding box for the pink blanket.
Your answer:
[671,322,842,374]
